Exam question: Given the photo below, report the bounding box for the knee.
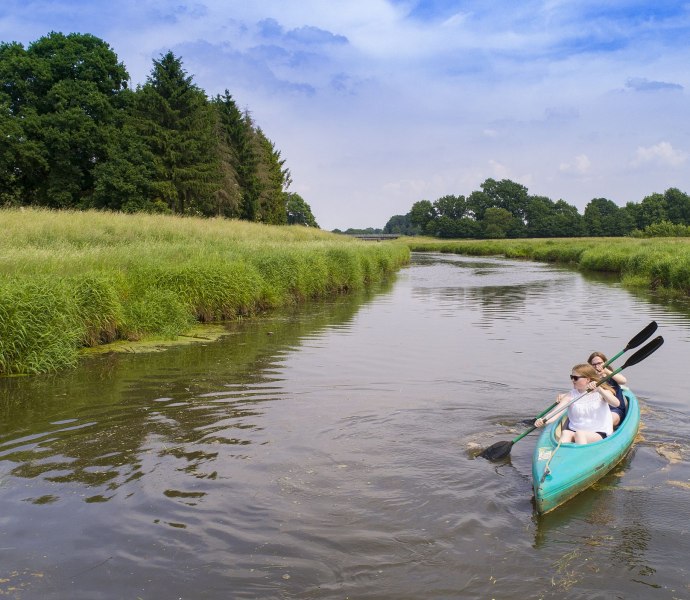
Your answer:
[560,431,574,443]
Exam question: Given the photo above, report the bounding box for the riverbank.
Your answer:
[0,209,409,375]
[403,236,690,295]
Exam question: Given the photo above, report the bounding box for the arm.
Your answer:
[604,367,627,385]
[598,386,620,407]
[535,393,569,427]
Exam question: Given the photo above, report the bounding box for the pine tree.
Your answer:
[211,92,260,219]
[254,127,290,224]
[134,51,220,215]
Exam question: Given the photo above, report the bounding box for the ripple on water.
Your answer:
[2,252,690,598]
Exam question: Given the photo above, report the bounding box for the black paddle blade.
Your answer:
[625,321,658,350]
[622,335,664,368]
[480,440,514,461]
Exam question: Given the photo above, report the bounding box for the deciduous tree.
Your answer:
[483,207,513,238]
[286,192,318,227]
[0,32,129,207]
[409,200,436,233]
[584,198,620,236]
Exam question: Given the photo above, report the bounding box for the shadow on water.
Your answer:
[533,459,629,550]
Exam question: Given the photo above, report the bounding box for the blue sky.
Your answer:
[2,1,690,230]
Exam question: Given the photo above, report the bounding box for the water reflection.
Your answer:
[533,468,623,550]
[0,280,395,508]
[2,254,690,599]
[410,255,573,329]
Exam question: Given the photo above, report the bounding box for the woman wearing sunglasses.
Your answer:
[588,351,627,427]
[534,364,620,444]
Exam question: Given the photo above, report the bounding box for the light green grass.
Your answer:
[0,208,409,374]
[402,236,690,295]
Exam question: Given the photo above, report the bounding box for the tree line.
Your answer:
[384,178,690,238]
[0,32,318,226]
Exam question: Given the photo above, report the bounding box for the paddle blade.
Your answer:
[622,335,664,369]
[624,321,658,351]
[480,440,514,461]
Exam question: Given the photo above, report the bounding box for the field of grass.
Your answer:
[402,236,690,294]
[0,209,409,374]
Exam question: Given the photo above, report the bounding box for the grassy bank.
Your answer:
[0,209,409,375]
[403,236,690,294]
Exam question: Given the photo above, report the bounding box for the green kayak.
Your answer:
[532,388,640,515]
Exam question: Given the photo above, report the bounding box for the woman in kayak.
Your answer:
[534,364,620,444]
[588,351,627,427]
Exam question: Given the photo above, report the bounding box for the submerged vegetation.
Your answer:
[0,209,409,375]
[404,237,690,295]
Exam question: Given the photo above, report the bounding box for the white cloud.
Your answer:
[3,1,690,228]
[488,160,510,180]
[559,154,591,175]
[631,142,687,168]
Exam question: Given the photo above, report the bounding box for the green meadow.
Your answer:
[403,236,690,294]
[0,209,409,375]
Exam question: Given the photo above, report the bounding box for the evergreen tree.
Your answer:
[211,92,257,218]
[212,93,264,220]
[254,127,290,224]
[134,51,220,215]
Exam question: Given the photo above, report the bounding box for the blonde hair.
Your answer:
[572,363,614,392]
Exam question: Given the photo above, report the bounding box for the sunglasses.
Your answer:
[570,375,588,381]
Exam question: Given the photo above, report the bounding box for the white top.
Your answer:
[566,388,614,435]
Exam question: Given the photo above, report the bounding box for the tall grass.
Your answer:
[403,236,690,294]
[0,209,409,374]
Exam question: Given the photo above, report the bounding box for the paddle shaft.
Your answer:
[514,366,630,447]
[536,370,620,426]
[481,335,663,461]
[602,348,626,369]
[539,335,664,425]
[531,321,657,421]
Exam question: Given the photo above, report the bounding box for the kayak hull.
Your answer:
[532,388,640,515]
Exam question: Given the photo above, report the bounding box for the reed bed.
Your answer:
[403,236,690,295]
[0,208,409,374]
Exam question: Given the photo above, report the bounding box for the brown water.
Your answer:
[1,253,689,599]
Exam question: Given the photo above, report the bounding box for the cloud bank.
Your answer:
[2,0,690,229]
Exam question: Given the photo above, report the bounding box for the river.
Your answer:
[1,252,689,599]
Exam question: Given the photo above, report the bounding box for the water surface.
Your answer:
[1,253,689,599]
